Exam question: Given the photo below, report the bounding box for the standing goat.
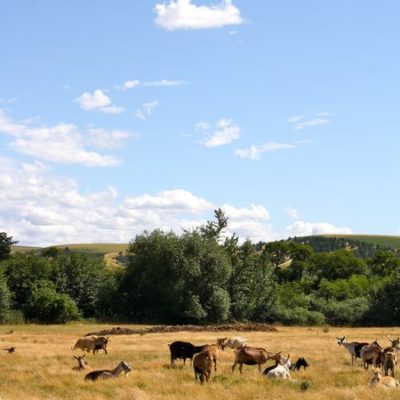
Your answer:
[193,350,213,384]
[336,336,368,366]
[360,340,383,370]
[232,347,281,374]
[383,351,397,377]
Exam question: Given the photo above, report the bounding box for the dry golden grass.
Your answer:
[1,324,400,400]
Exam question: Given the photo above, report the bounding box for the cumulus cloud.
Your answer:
[76,90,124,114]
[135,101,159,120]
[0,110,130,166]
[285,221,352,237]
[0,155,279,246]
[87,128,136,149]
[198,118,240,147]
[154,0,244,31]
[235,142,294,160]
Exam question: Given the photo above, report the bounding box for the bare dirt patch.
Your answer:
[84,323,278,336]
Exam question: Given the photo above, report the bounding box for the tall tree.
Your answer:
[0,232,17,262]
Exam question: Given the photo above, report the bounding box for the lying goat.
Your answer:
[290,357,309,371]
[84,361,132,381]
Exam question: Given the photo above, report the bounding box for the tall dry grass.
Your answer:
[0,324,400,400]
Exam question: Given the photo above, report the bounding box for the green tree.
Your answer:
[0,273,11,323]
[25,280,80,324]
[0,232,17,262]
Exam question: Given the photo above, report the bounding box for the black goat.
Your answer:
[168,341,205,366]
[290,357,310,371]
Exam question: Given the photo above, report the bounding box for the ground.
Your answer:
[0,324,399,400]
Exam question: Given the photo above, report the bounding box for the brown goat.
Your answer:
[202,344,218,372]
[360,340,382,370]
[383,352,396,377]
[232,347,281,374]
[193,350,213,384]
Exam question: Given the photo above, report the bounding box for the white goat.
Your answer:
[336,336,368,366]
[217,336,246,350]
[266,354,292,380]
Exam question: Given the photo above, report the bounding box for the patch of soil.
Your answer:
[85,323,278,337]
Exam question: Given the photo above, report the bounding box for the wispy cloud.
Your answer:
[135,101,159,120]
[154,0,245,31]
[116,80,140,91]
[288,113,331,130]
[198,118,240,147]
[0,110,131,166]
[286,207,301,220]
[75,89,124,114]
[143,79,186,87]
[235,142,294,160]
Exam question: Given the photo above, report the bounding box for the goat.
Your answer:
[361,340,383,370]
[290,357,310,371]
[168,341,205,366]
[232,347,281,374]
[73,336,109,354]
[193,350,213,384]
[84,361,132,381]
[383,351,396,377]
[336,336,368,366]
[2,347,16,354]
[369,368,399,388]
[266,354,292,380]
[216,336,246,351]
[202,344,218,372]
[72,355,87,371]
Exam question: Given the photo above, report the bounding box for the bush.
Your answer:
[0,273,11,323]
[25,281,80,324]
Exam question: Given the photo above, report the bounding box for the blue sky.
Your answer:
[1,0,399,246]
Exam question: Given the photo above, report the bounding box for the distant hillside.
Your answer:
[11,243,129,269]
[322,234,400,250]
[292,234,400,258]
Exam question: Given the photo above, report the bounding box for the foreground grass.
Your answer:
[0,324,400,400]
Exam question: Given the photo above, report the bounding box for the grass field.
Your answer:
[1,324,400,400]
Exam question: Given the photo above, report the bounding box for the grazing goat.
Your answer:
[361,340,383,370]
[290,357,310,371]
[168,341,205,366]
[266,354,292,380]
[370,368,399,388]
[216,336,246,350]
[383,351,396,377]
[336,336,368,366]
[193,350,213,384]
[84,361,132,381]
[73,336,109,354]
[232,347,281,374]
[73,355,87,371]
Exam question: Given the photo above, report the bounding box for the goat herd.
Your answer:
[71,334,308,384]
[336,336,400,388]
[69,333,400,389]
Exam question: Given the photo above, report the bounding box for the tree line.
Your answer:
[1,212,400,325]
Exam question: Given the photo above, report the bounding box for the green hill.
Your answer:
[322,234,400,250]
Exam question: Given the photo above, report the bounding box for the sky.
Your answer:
[0,0,399,246]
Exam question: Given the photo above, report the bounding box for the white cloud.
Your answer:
[135,100,159,120]
[0,156,279,246]
[199,118,240,147]
[75,89,124,114]
[235,142,294,160]
[0,110,129,166]
[143,79,186,87]
[154,0,244,31]
[87,128,136,149]
[288,113,331,130]
[286,207,300,220]
[285,221,352,237]
[117,80,140,91]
